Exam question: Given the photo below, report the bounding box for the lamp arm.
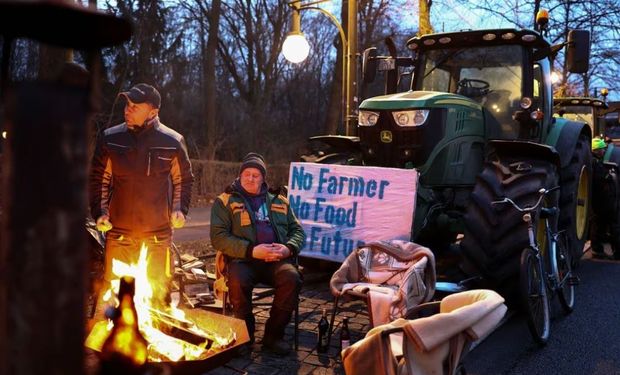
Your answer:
[301,6,347,48]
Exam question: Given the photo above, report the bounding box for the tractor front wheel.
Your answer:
[461,158,558,295]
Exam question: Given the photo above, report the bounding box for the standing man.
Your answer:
[89,83,193,314]
[210,153,305,355]
[590,137,620,260]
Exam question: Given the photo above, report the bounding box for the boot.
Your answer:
[237,314,255,345]
[262,306,293,355]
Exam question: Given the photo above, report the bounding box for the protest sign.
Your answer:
[288,162,418,262]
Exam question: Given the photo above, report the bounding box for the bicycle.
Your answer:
[492,186,578,344]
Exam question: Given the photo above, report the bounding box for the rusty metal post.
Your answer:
[0,3,131,374]
[2,82,91,374]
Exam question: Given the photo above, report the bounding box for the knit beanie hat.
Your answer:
[239,152,267,177]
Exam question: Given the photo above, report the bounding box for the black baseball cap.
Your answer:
[119,83,161,108]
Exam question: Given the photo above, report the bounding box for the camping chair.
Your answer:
[341,289,507,375]
[328,240,436,344]
[213,251,300,350]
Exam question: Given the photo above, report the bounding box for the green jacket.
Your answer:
[210,185,306,259]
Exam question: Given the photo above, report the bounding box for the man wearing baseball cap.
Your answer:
[210,152,305,355]
[89,83,194,317]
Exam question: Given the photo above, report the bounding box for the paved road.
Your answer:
[464,254,620,375]
[174,206,211,242]
[177,206,620,374]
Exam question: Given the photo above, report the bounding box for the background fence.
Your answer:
[0,158,292,210]
[191,159,292,200]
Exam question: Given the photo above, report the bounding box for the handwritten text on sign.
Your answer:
[288,162,418,262]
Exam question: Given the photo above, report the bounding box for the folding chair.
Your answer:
[213,251,300,350]
[328,240,436,344]
[342,289,507,375]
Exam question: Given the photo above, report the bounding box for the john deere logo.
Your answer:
[511,162,532,172]
[380,130,392,143]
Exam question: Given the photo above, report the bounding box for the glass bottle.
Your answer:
[340,317,351,350]
[317,308,329,353]
[99,276,148,374]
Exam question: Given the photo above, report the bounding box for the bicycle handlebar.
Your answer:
[491,186,560,213]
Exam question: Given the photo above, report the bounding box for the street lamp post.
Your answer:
[282,0,357,136]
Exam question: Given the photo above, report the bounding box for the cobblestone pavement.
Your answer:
[205,273,369,375]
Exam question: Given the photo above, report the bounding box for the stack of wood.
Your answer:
[173,253,216,308]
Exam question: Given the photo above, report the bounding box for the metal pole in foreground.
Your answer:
[0,3,130,374]
[345,0,357,136]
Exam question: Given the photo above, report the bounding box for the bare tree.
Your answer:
[446,0,620,99]
[216,0,290,154]
[204,0,221,159]
[184,0,223,159]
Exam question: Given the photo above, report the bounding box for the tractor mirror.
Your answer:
[362,47,378,84]
[566,30,590,74]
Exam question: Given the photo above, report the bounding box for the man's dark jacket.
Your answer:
[89,117,193,235]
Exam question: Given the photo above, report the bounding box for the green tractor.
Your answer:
[553,96,608,137]
[554,96,620,172]
[307,26,592,289]
[554,97,620,259]
[602,101,620,145]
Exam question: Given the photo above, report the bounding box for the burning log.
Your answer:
[86,247,244,368]
[148,307,214,348]
[86,307,249,372]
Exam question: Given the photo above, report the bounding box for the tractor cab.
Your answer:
[600,101,620,145]
[553,97,608,136]
[409,30,550,141]
[357,28,582,173]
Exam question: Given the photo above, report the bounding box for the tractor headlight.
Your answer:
[392,110,429,127]
[359,110,379,126]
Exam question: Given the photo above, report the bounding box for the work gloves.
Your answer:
[95,215,113,232]
[95,211,186,232]
[170,210,186,229]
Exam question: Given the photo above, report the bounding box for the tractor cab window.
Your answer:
[553,105,594,128]
[420,63,450,92]
[532,64,544,110]
[416,45,523,136]
[605,111,620,141]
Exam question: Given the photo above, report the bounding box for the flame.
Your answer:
[86,243,235,362]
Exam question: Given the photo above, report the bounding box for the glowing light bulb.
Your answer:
[282,33,310,63]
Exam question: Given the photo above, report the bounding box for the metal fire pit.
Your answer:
[144,309,249,374]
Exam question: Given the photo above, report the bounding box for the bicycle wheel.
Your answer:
[556,234,575,313]
[520,247,550,345]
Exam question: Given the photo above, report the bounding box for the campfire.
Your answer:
[85,244,247,365]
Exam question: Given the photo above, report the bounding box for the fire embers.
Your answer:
[85,244,236,363]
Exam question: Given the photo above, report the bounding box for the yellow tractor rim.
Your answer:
[575,165,589,240]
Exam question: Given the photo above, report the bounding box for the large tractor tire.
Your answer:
[461,158,558,292]
[558,134,592,267]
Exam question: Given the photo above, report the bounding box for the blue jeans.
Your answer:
[227,258,302,342]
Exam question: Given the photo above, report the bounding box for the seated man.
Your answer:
[210,153,305,355]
